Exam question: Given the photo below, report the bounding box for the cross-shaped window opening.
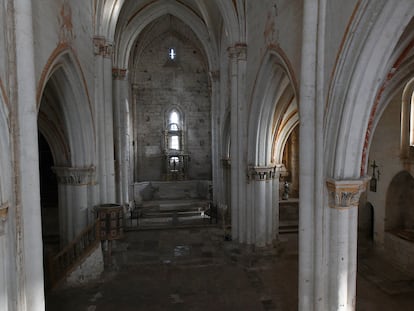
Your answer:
[169,48,176,60]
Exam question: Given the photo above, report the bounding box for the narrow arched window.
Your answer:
[167,109,181,151]
[169,48,176,60]
[169,110,179,131]
[163,107,187,180]
[400,78,414,158]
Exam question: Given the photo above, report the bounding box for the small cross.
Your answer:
[371,160,378,172]
[169,48,176,60]
[370,160,380,180]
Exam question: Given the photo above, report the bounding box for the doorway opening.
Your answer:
[38,131,59,290]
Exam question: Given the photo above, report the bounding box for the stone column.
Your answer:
[0,203,7,311]
[273,164,283,241]
[94,37,116,204]
[209,70,221,205]
[12,0,45,309]
[53,166,95,245]
[113,68,130,209]
[249,166,276,246]
[326,178,368,311]
[131,85,139,182]
[298,0,318,309]
[221,158,231,211]
[228,44,247,242]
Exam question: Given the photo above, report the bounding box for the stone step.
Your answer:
[279,221,298,234]
[142,210,206,218]
[279,227,298,234]
[142,199,209,209]
[126,199,214,229]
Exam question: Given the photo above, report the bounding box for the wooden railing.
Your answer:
[47,218,100,288]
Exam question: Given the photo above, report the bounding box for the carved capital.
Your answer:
[112,68,128,80]
[53,166,96,186]
[93,36,113,58]
[228,43,247,60]
[249,165,276,181]
[0,202,8,235]
[326,177,369,209]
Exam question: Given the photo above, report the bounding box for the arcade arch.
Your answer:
[37,50,96,246]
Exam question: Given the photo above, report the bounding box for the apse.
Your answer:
[130,15,212,182]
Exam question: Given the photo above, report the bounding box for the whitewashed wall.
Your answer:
[367,94,405,245]
[32,0,95,104]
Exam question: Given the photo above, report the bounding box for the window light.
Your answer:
[169,48,176,60]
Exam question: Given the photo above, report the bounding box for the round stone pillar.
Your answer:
[53,166,95,245]
[249,165,276,246]
[209,70,221,205]
[0,203,8,311]
[221,158,232,221]
[228,44,247,242]
[93,36,116,204]
[13,0,45,308]
[113,67,131,210]
[326,177,369,311]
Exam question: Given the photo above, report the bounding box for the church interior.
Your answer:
[1,1,414,310]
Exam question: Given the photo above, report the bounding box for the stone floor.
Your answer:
[46,227,414,311]
[357,238,414,310]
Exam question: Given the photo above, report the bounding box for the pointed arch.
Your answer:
[165,106,184,130]
[214,0,242,44]
[247,47,298,167]
[95,0,240,50]
[114,1,218,71]
[95,0,126,39]
[364,51,414,165]
[273,102,299,164]
[37,46,95,167]
[0,78,11,204]
[325,0,414,178]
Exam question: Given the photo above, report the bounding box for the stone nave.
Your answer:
[1,1,414,310]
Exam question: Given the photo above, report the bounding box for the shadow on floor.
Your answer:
[46,228,298,311]
[46,229,414,310]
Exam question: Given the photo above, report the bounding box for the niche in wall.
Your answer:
[385,170,414,234]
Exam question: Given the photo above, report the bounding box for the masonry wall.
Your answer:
[0,2,23,310]
[324,0,359,89]
[32,0,95,106]
[132,19,212,182]
[367,93,405,245]
[245,0,303,98]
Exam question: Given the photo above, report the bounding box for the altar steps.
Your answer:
[125,199,215,230]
